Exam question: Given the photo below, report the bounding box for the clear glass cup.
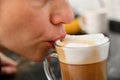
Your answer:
[44,35,110,80]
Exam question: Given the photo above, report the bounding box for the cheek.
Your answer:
[1,1,51,45]
[26,15,50,39]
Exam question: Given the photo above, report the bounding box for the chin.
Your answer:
[24,54,45,62]
[27,49,50,62]
[15,42,52,62]
[31,56,45,62]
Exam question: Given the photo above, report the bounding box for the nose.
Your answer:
[50,0,74,25]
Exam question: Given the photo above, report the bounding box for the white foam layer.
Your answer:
[55,33,110,65]
[56,33,109,47]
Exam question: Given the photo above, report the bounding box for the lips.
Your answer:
[48,33,66,48]
[51,33,66,41]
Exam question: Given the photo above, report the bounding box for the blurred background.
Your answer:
[1,0,120,80]
[66,0,120,80]
[65,0,120,35]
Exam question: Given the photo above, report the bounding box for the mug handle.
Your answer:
[43,50,58,80]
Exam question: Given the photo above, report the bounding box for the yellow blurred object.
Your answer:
[64,18,83,35]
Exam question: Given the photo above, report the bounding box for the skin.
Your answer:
[0,0,74,62]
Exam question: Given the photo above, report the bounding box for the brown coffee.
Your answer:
[60,60,107,80]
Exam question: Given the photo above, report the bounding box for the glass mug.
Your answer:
[44,34,110,80]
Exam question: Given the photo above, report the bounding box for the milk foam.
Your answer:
[56,33,109,47]
[55,33,110,65]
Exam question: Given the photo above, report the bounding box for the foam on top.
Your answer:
[56,33,109,47]
[55,33,110,65]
